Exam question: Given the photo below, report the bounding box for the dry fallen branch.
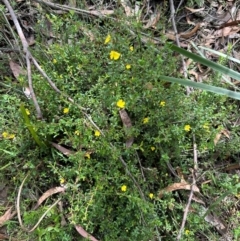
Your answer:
[16,174,62,233]
[169,0,191,95]
[3,0,42,119]
[34,0,114,17]
[176,136,198,241]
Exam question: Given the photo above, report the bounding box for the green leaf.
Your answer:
[159,75,240,100]
[170,44,240,81]
[20,104,46,147]
[199,46,240,64]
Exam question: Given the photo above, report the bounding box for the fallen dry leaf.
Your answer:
[203,206,227,236]
[119,109,134,148]
[180,23,201,39]
[50,142,75,156]
[75,225,99,241]
[214,133,222,145]
[144,11,161,29]
[22,86,32,99]
[0,207,14,227]
[214,129,230,145]
[119,109,132,128]
[221,129,230,139]
[27,34,35,46]
[33,186,66,210]
[185,6,205,13]
[9,60,26,79]
[158,181,199,198]
[120,0,134,17]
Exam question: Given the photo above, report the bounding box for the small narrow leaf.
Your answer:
[20,104,46,147]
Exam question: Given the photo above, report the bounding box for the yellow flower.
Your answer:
[185,230,190,235]
[116,99,125,108]
[85,152,91,159]
[63,108,69,114]
[160,101,166,107]
[8,134,15,139]
[104,34,111,44]
[53,59,57,64]
[75,130,80,136]
[149,193,154,199]
[110,50,121,60]
[129,46,134,51]
[184,125,191,132]
[25,109,30,115]
[2,132,15,139]
[59,177,65,185]
[203,123,210,131]
[2,132,8,139]
[94,130,101,137]
[121,185,127,192]
[126,64,131,69]
[151,146,155,151]
[143,117,149,124]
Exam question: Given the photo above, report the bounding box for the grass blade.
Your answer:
[159,75,240,100]
[170,44,240,81]
[20,104,46,147]
[199,46,240,64]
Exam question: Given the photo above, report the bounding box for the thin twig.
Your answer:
[176,138,198,241]
[3,0,43,119]
[34,0,113,17]
[169,0,191,95]
[16,173,62,232]
[135,151,146,181]
[193,135,198,171]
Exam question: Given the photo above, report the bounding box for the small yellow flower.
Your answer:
[149,193,154,199]
[126,64,131,70]
[75,130,80,136]
[8,134,15,139]
[160,101,166,107]
[63,108,69,114]
[59,177,65,185]
[185,230,190,235]
[53,59,57,64]
[85,152,91,159]
[151,146,155,151]
[121,185,127,192]
[203,123,210,132]
[184,125,191,132]
[110,50,121,60]
[143,117,149,124]
[2,132,8,139]
[25,109,30,115]
[104,34,111,44]
[129,46,134,51]
[116,99,125,108]
[94,130,101,137]
[2,132,15,139]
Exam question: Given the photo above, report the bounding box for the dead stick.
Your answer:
[176,137,198,241]
[3,0,43,119]
[169,0,191,95]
